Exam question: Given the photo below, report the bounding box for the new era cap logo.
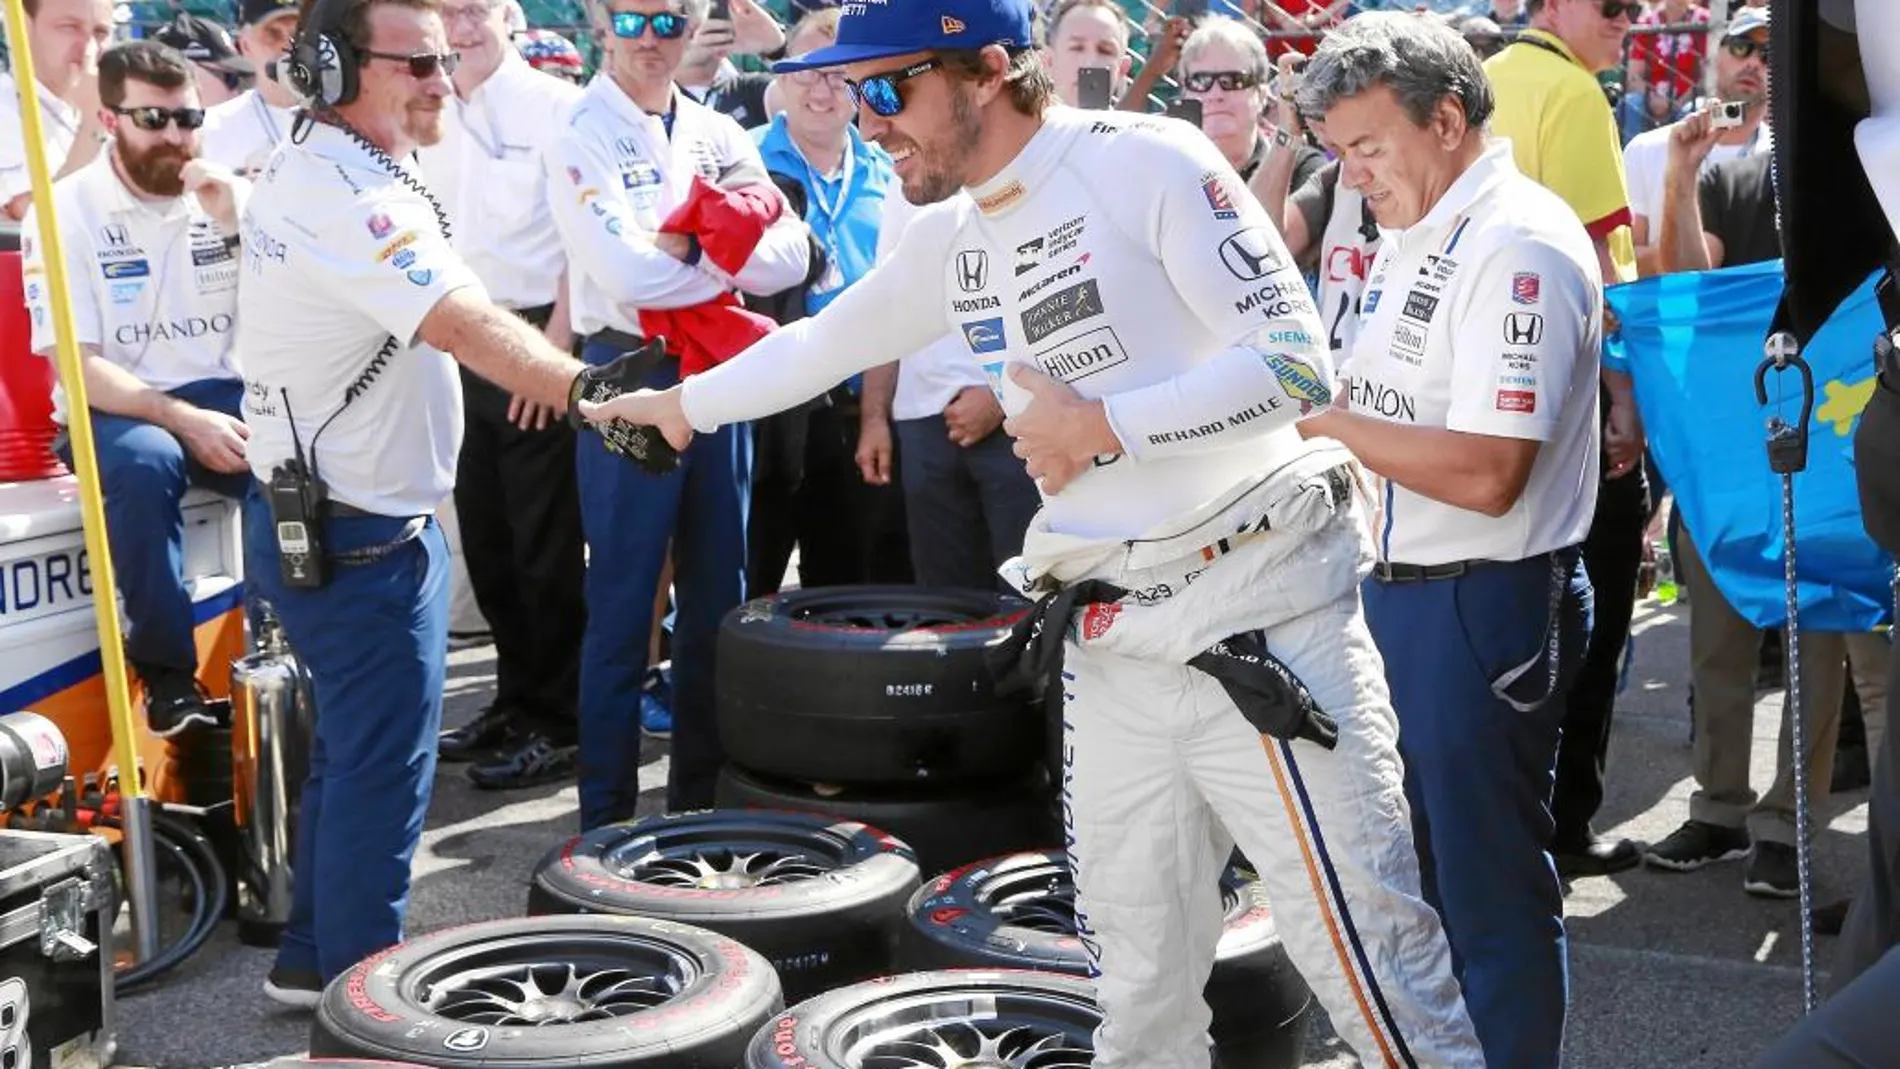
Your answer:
[942,15,965,33]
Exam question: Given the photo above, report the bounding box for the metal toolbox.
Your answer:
[0,830,115,1069]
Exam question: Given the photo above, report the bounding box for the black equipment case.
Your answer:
[0,830,115,1069]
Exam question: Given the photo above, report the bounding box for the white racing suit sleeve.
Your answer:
[1100,126,1336,462]
[679,202,958,431]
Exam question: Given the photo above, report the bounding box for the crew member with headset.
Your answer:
[199,0,306,175]
[21,39,252,739]
[240,0,647,1003]
[417,0,588,788]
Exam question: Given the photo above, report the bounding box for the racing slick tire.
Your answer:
[744,969,1100,1068]
[899,850,1312,1069]
[526,810,922,1003]
[246,1060,430,1068]
[308,914,780,1068]
[713,763,1060,877]
[716,586,1042,787]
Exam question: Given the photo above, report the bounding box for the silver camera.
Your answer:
[1712,100,1747,128]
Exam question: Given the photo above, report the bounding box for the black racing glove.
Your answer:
[567,336,681,475]
[1187,630,1340,751]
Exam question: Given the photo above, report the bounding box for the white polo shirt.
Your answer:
[878,187,985,421]
[0,80,82,205]
[237,121,484,517]
[417,53,579,311]
[545,78,812,336]
[1345,140,1601,566]
[200,89,298,177]
[21,152,244,423]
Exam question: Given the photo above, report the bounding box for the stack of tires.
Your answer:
[297,587,1310,1069]
[710,586,1061,875]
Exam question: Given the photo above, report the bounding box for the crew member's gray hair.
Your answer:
[592,0,709,24]
[1178,15,1268,83]
[1294,12,1494,129]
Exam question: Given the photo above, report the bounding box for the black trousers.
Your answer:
[1550,463,1650,846]
[454,314,586,740]
[749,401,912,595]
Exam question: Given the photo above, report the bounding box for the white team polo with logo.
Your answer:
[1344,139,1601,567]
[22,152,245,422]
[237,121,484,517]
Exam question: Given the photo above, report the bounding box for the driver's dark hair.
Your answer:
[938,44,1055,116]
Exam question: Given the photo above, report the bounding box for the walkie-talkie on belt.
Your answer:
[268,388,328,589]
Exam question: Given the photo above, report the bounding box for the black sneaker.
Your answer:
[262,964,323,1009]
[142,666,218,739]
[467,733,579,790]
[1744,842,1800,899]
[1643,820,1751,871]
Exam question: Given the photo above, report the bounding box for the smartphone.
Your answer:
[1077,67,1113,110]
[1711,100,1746,128]
[1166,97,1204,127]
[708,0,730,21]
[1173,0,1210,18]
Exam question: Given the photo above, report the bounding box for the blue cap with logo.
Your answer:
[771,0,1035,73]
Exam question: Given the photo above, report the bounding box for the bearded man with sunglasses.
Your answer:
[21,40,252,739]
[580,0,1486,1065]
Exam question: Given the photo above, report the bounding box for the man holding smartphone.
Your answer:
[580,1,1486,1065]
[1040,0,1129,109]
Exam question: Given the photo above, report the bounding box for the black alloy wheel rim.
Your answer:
[829,987,1096,1068]
[414,936,698,1027]
[786,591,1002,632]
[603,825,848,890]
[969,856,1246,935]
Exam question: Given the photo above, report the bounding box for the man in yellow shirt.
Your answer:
[1485,0,1650,884]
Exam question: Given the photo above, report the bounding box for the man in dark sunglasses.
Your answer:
[18,40,251,745]
[154,12,255,108]
[579,1,1488,1067]
[542,0,817,828]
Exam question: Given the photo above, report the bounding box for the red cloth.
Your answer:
[640,175,784,377]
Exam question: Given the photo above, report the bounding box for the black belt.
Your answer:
[320,499,428,565]
[1373,550,1566,584]
[1373,560,1473,582]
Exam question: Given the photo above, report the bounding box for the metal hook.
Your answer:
[1755,331,1816,435]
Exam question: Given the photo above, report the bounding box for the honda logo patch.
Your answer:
[1218,228,1283,281]
[956,250,988,293]
[1502,312,1544,346]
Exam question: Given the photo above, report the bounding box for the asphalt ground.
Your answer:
[111,592,1877,1067]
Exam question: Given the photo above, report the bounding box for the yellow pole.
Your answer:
[5,0,161,960]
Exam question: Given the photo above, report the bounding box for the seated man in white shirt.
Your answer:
[22,40,252,737]
[1,0,114,220]
[199,0,305,175]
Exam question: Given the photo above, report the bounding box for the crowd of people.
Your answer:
[0,0,1890,1065]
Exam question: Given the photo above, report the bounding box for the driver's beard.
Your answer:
[118,135,191,197]
[905,83,983,206]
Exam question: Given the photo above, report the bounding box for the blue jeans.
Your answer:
[1362,550,1593,1069]
[894,416,1040,591]
[244,504,448,981]
[575,340,750,827]
[56,378,250,675]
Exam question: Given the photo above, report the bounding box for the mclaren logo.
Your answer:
[1218,228,1282,281]
[1502,312,1544,346]
[956,249,989,293]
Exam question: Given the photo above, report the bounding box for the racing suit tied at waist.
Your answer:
[999,441,1369,665]
[989,443,1363,750]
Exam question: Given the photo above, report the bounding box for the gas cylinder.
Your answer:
[228,604,315,947]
